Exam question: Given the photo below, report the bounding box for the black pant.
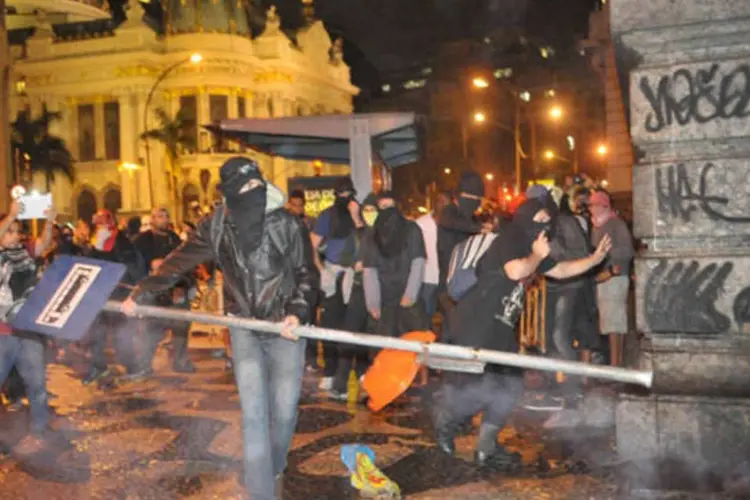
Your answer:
[545,284,602,359]
[332,283,373,393]
[436,367,524,428]
[319,284,347,378]
[136,316,192,371]
[88,311,138,373]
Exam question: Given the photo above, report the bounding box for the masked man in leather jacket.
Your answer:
[122,157,315,500]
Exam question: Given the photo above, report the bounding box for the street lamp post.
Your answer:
[143,52,202,208]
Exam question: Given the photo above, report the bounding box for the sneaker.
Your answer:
[318,376,333,391]
[82,367,110,386]
[327,389,348,401]
[522,393,564,412]
[474,446,522,469]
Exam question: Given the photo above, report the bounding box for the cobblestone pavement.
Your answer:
[0,349,623,500]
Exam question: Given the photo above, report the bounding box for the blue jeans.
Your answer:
[230,328,306,500]
[0,332,48,432]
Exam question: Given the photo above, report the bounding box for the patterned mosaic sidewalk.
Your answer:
[0,350,620,500]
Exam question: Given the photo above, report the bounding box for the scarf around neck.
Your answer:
[373,207,408,259]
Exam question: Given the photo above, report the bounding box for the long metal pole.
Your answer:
[143,57,192,209]
[103,302,654,388]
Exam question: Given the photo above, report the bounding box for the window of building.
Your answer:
[267,99,275,118]
[210,95,229,152]
[104,101,120,160]
[77,104,96,162]
[103,187,122,215]
[237,96,246,118]
[210,94,228,123]
[77,188,97,223]
[179,95,198,153]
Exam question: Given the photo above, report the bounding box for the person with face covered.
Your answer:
[433,198,612,467]
[122,157,314,500]
[362,192,429,339]
[310,178,360,389]
[328,193,379,400]
[437,172,491,316]
[82,209,147,385]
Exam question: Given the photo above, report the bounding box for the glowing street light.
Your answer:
[549,106,563,121]
[601,179,610,188]
[473,111,487,124]
[544,149,555,160]
[118,162,141,174]
[472,76,489,89]
[597,144,609,156]
[189,52,203,64]
[485,173,494,181]
[443,167,451,175]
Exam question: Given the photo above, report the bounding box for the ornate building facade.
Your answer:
[7,0,356,222]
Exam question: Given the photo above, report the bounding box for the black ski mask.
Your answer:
[373,193,407,259]
[512,198,557,251]
[457,171,485,218]
[329,178,356,239]
[220,157,266,254]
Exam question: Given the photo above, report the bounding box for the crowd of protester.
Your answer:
[0,157,633,499]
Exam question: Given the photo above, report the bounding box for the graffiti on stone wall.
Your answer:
[639,62,750,133]
[644,259,733,334]
[655,163,750,223]
[733,287,750,331]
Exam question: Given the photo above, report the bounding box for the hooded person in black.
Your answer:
[433,198,612,467]
[310,177,360,390]
[362,192,429,338]
[328,192,379,400]
[437,171,487,286]
[123,157,315,500]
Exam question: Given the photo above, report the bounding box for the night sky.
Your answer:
[305,0,600,95]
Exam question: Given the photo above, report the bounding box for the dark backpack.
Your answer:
[446,232,498,301]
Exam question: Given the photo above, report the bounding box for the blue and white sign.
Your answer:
[13,256,126,340]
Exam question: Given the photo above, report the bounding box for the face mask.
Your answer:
[458,197,480,217]
[363,211,378,227]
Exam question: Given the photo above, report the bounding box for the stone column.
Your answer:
[94,96,106,161]
[611,0,750,487]
[118,91,136,211]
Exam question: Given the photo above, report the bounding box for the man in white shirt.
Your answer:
[416,191,451,320]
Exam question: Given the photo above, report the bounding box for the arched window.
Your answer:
[76,189,97,224]
[103,187,122,215]
[182,183,201,220]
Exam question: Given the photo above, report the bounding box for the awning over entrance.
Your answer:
[208,113,420,198]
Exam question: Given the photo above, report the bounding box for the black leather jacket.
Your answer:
[131,203,315,324]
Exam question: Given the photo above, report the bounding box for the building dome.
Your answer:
[164,0,251,36]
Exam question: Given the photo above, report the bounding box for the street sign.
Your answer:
[12,256,126,340]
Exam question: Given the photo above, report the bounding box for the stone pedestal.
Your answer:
[611,0,750,493]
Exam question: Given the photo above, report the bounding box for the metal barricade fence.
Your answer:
[519,277,547,354]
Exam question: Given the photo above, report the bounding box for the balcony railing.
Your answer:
[13,0,110,19]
